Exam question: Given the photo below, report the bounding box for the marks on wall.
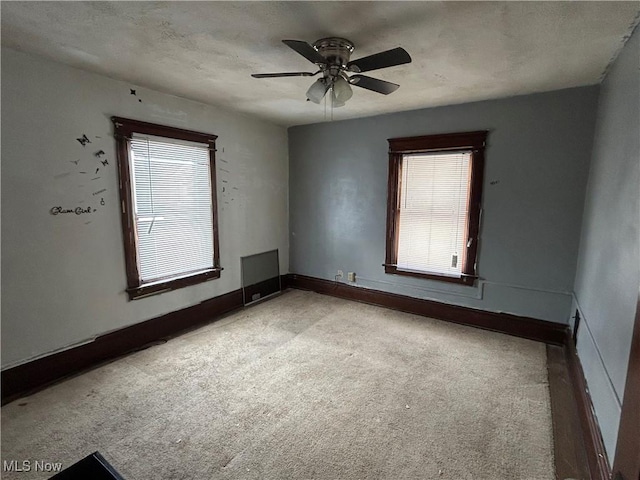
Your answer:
[130,88,142,103]
[219,150,235,208]
[76,134,91,146]
[50,133,111,224]
[217,145,250,212]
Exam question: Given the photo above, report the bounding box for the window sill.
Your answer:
[384,265,475,286]
[126,268,221,300]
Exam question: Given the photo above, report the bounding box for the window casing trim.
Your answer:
[385,130,488,286]
[112,117,221,300]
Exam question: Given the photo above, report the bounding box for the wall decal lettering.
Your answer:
[94,150,106,158]
[93,189,107,196]
[91,177,101,181]
[54,172,71,179]
[101,159,109,167]
[70,159,80,165]
[100,198,105,206]
[76,134,91,146]
[50,206,97,216]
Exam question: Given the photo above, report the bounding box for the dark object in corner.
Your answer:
[573,309,581,347]
[50,452,125,479]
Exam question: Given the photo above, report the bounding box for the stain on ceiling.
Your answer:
[2,1,639,127]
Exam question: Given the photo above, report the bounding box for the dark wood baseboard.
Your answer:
[243,276,281,305]
[1,288,244,405]
[564,332,612,480]
[2,272,613,480]
[547,344,591,480]
[246,277,619,480]
[283,273,567,345]
[284,273,613,479]
[612,294,640,480]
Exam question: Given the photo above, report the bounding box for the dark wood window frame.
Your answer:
[112,117,221,300]
[385,130,488,286]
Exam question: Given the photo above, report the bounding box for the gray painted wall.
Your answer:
[289,87,599,323]
[1,48,289,368]
[573,27,639,461]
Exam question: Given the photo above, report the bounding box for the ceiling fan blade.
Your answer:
[282,39,327,65]
[252,72,318,78]
[349,75,400,95]
[347,47,411,73]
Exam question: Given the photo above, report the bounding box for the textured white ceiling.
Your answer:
[2,1,639,126]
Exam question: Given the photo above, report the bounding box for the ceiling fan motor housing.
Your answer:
[313,37,355,69]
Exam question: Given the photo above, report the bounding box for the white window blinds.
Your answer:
[397,151,471,277]
[130,134,214,283]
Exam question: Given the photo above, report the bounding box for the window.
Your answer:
[112,117,221,300]
[385,131,487,285]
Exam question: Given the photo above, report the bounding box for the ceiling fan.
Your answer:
[251,38,411,107]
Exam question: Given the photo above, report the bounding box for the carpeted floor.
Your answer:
[1,289,555,479]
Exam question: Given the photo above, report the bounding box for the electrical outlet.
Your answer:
[336,270,343,279]
[347,272,356,282]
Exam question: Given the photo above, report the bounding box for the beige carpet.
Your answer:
[1,289,555,479]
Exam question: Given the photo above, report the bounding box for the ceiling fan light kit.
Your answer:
[332,75,353,105]
[306,78,330,104]
[252,37,411,107]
